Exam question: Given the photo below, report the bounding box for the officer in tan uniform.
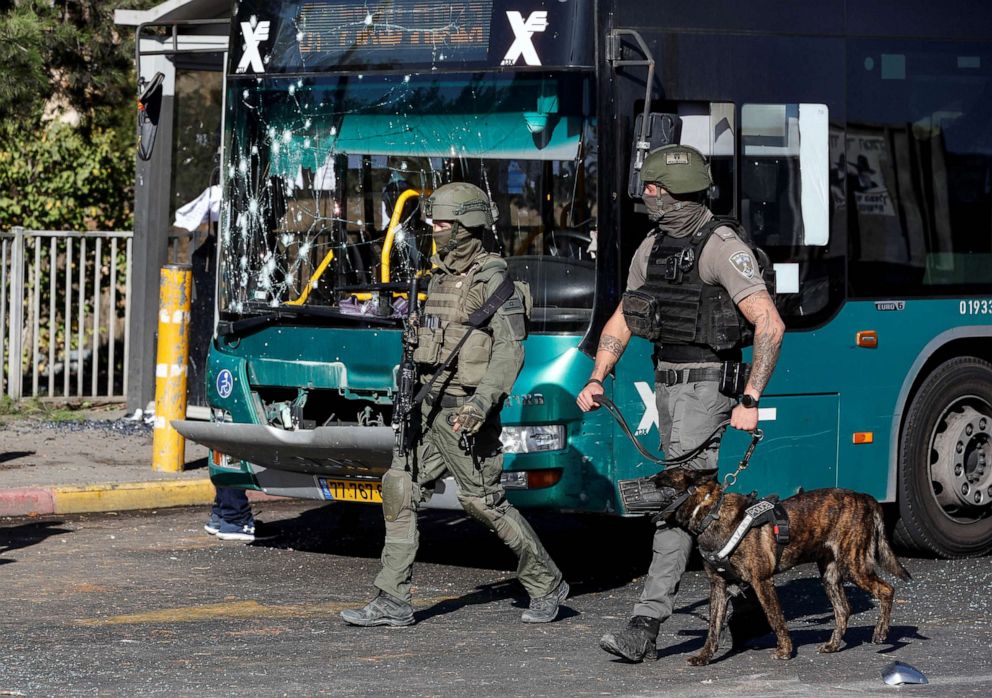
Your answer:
[576,145,786,661]
[342,182,569,627]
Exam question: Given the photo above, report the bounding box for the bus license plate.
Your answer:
[317,477,382,503]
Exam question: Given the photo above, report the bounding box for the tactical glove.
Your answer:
[452,400,486,435]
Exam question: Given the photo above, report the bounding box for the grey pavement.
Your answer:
[0,409,214,517]
[1,503,990,697]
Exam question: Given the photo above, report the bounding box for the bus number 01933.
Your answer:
[960,300,992,315]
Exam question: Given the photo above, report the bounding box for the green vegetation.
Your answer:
[0,0,158,231]
[0,123,133,230]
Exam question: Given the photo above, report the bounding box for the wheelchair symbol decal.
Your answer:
[216,369,234,399]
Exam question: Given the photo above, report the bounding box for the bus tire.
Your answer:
[895,356,992,558]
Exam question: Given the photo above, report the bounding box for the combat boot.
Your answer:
[521,579,570,623]
[340,591,415,627]
[599,615,661,662]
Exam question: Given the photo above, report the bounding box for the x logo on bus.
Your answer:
[502,11,548,66]
[236,19,270,74]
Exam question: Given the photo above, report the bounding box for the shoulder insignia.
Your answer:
[729,251,756,279]
[713,225,737,241]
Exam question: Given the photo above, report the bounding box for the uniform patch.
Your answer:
[729,251,756,279]
[665,151,690,166]
[501,296,524,313]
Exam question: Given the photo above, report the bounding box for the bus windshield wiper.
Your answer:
[217,303,400,336]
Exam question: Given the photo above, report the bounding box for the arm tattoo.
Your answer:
[749,325,781,393]
[737,291,784,394]
[598,334,625,359]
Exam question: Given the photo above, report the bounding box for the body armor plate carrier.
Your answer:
[623,217,774,362]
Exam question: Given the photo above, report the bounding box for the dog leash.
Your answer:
[591,393,763,469]
[722,428,763,487]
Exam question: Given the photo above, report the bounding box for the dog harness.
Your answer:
[698,496,791,578]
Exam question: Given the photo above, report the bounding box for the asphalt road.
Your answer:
[1,501,990,697]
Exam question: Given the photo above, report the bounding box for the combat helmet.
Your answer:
[424,182,499,228]
[640,144,713,195]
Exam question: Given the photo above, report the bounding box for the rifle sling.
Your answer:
[412,276,516,408]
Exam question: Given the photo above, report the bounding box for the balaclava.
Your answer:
[643,191,710,237]
[433,222,483,273]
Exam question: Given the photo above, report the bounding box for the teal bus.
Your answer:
[176,0,992,558]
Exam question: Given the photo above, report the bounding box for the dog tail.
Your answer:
[873,506,912,581]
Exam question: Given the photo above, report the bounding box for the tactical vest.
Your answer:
[413,256,498,388]
[630,218,768,362]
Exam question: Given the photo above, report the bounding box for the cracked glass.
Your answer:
[219,69,598,331]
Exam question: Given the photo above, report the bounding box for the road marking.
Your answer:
[76,595,461,626]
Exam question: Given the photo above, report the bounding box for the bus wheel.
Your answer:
[894,356,992,558]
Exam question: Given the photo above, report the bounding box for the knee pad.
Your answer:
[381,469,413,522]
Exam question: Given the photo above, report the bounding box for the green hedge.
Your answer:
[0,123,133,231]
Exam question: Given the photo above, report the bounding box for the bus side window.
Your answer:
[741,103,830,250]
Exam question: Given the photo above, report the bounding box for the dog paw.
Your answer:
[871,632,888,644]
[817,642,840,654]
[773,648,792,660]
[687,654,711,667]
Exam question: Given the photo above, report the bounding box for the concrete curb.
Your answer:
[0,479,286,517]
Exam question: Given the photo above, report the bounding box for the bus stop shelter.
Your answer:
[115,0,231,412]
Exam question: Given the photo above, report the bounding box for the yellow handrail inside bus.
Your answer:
[381,188,424,283]
[353,188,433,301]
[285,248,334,306]
[286,189,433,305]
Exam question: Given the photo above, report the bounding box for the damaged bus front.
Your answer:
[175,1,607,510]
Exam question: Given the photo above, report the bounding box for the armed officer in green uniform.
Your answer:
[577,145,786,661]
[342,182,569,627]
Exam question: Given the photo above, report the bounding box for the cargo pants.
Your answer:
[632,364,734,621]
[374,402,562,603]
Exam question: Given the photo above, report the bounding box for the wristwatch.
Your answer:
[740,394,759,409]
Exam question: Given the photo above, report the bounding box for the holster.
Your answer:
[718,361,750,398]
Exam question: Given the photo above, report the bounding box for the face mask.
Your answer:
[643,191,666,222]
[434,223,482,272]
[645,192,709,236]
[432,224,454,252]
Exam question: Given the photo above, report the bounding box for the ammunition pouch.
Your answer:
[622,290,662,341]
[455,328,493,387]
[413,320,442,365]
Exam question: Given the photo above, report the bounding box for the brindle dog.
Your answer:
[650,467,911,665]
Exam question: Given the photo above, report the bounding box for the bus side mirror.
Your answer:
[137,72,165,161]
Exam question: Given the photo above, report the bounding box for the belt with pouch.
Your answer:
[424,392,474,408]
[655,367,723,387]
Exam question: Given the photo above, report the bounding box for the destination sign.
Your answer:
[296,0,492,63]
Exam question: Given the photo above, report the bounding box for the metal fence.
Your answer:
[1,227,133,401]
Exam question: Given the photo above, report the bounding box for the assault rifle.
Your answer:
[392,272,420,454]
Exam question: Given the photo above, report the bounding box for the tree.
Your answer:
[0,0,158,230]
[0,0,157,132]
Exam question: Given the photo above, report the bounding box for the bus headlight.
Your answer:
[499,425,566,453]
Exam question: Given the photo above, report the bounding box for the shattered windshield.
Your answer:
[219,71,597,332]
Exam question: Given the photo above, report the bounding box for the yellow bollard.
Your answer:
[151,264,192,472]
